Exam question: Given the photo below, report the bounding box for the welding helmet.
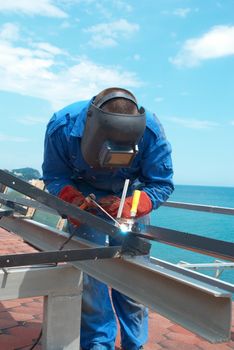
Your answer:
[81,91,146,168]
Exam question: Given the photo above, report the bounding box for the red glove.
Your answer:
[99,191,152,219]
[59,185,91,226]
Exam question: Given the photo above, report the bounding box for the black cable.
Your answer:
[29,329,42,350]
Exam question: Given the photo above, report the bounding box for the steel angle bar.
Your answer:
[0,246,121,268]
[0,207,14,217]
[164,201,234,216]
[0,193,27,214]
[150,257,234,294]
[140,225,234,262]
[0,169,121,238]
[0,193,58,215]
[0,216,232,343]
[178,262,234,270]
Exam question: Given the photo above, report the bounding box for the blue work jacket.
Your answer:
[42,99,174,209]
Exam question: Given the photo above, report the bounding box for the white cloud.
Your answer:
[0,25,141,109]
[162,7,197,17]
[84,19,139,48]
[166,117,219,129]
[59,0,132,18]
[173,8,191,18]
[0,23,20,41]
[113,0,132,12]
[17,116,48,125]
[60,21,72,29]
[0,0,68,18]
[31,42,66,57]
[133,54,140,61]
[155,97,164,103]
[170,25,234,67]
[0,133,29,142]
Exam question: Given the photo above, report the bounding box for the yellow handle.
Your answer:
[130,190,141,217]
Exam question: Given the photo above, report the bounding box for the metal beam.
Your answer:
[0,264,82,350]
[0,208,14,217]
[0,246,121,268]
[178,261,234,270]
[0,264,82,300]
[0,216,232,343]
[141,224,234,262]
[150,257,234,294]
[0,169,121,239]
[42,291,81,350]
[164,201,234,216]
[0,192,57,215]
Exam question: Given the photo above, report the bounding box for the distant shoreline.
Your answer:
[175,183,234,189]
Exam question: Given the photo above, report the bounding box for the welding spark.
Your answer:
[119,223,129,233]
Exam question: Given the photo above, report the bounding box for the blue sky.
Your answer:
[0,0,233,186]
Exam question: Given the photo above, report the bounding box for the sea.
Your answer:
[150,185,234,286]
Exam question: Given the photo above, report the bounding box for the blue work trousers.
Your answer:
[68,220,149,350]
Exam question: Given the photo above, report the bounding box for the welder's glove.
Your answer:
[59,185,91,226]
[99,191,152,219]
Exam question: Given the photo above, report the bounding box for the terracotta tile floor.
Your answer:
[0,227,233,350]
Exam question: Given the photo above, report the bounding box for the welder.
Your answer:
[42,87,174,350]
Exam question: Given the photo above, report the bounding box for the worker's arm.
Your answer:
[42,119,75,196]
[42,123,94,226]
[138,126,174,210]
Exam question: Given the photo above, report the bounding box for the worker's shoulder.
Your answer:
[46,100,89,136]
[145,109,166,138]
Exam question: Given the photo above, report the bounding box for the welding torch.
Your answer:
[84,187,142,231]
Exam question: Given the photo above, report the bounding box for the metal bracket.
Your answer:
[0,246,122,268]
[0,207,14,217]
[0,192,56,215]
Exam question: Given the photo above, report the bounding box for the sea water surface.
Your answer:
[150,185,234,285]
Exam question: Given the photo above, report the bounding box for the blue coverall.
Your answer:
[42,98,174,350]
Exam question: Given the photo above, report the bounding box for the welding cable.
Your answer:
[29,329,42,350]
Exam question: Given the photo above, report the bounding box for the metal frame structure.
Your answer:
[0,169,233,349]
[0,170,233,261]
[0,263,83,350]
[178,260,234,278]
[0,216,233,346]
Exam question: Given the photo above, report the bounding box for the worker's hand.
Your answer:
[99,191,152,219]
[59,185,92,226]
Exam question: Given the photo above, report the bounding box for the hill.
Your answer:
[10,167,41,181]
